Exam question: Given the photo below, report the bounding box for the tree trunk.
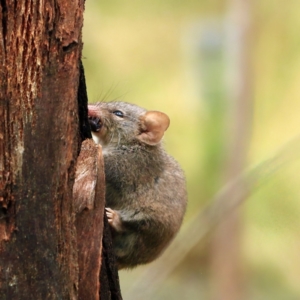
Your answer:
[0,0,83,298]
[0,2,123,299]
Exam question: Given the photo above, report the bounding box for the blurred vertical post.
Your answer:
[210,0,253,299]
[194,21,227,201]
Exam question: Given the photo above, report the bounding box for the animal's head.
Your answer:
[88,102,170,147]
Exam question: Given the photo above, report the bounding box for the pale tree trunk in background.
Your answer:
[210,0,253,299]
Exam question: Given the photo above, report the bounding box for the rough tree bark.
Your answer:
[0,0,85,298]
[0,1,122,299]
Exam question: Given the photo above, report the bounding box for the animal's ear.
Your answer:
[138,111,170,145]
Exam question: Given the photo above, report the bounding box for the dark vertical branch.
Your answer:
[100,215,123,300]
[78,60,92,142]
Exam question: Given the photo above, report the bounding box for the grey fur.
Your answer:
[88,101,187,269]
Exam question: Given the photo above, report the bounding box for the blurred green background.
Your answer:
[83,1,300,299]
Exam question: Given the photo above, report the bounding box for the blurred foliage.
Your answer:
[83,0,300,299]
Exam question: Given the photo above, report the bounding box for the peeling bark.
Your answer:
[74,140,105,300]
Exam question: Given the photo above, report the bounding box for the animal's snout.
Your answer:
[88,116,102,132]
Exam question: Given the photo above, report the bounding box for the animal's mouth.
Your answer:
[88,116,102,132]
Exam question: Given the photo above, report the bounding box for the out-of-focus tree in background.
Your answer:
[83,1,300,299]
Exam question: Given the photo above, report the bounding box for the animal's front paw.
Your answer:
[105,208,123,232]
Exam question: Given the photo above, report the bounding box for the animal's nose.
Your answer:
[88,116,102,132]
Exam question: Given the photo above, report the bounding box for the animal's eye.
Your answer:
[113,110,124,118]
